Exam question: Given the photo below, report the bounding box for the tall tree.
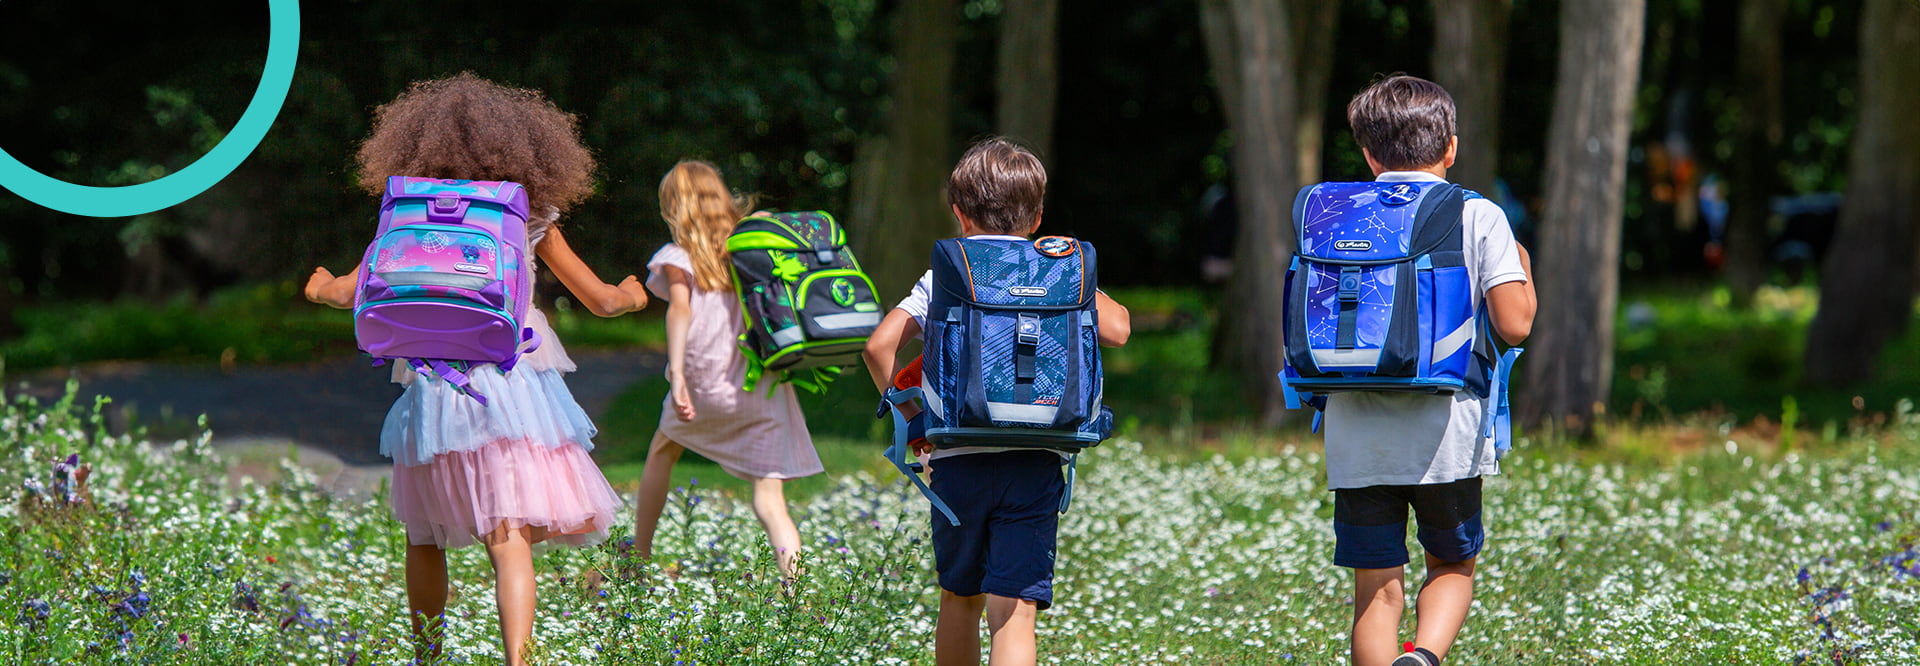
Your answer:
[1722,0,1788,307]
[1200,0,1300,423]
[1430,0,1512,197]
[858,0,959,301]
[996,0,1059,160]
[1522,0,1646,432]
[1804,0,1920,386]
[1291,0,1339,185]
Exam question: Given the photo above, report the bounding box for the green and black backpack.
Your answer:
[726,211,881,391]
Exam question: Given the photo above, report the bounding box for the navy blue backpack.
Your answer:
[879,236,1112,525]
[1279,181,1523,454]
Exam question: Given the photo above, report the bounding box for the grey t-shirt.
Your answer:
[1323,171,1529,490]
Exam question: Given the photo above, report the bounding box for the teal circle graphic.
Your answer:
[0,0,300,218]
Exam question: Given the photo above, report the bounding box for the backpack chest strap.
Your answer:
[1014,312,1041,404]
[1336,266,1364,350]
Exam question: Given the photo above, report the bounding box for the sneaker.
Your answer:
[1391,644,1439,666]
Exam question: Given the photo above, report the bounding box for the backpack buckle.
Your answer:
[1337,266,1363,303]
[428,195,468,221]
[1016,313,1041,347]
[814,249,836,265]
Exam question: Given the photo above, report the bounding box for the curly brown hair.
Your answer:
[355,72,597,221]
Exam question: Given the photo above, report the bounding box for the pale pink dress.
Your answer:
[645,244,823,480]
[382,231,622,550]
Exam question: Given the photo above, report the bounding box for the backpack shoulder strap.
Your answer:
[1407,183,1468,258]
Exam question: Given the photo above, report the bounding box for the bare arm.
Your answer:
[536,228,648,317]
[303,266,360,309]
[862,309,921,395]
[664,267,697,421]
[1486,243,1536,345]
[1094,291,1131,347]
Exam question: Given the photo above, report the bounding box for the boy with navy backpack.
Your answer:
[864,137,1131,665]
[1286,75,1537,666]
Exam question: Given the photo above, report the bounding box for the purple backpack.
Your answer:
[353,177,541,404]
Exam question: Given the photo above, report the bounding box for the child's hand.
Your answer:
[616,275,649,313]
[670,380,696,422]
[303,267,335,304]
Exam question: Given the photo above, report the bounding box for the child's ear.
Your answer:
[952,204,980,236]
[1027,211,1044,236]
[1362,147,1386,177]
[1444,136,1459,169]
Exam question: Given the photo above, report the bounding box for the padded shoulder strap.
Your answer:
[1407,183,1467,257]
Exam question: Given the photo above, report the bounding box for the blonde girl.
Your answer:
[632,161,822,578]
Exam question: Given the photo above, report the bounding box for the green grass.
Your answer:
[1611,284,1920,428]
[5,384,1919,664]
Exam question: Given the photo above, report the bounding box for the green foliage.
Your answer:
[0,283,354,370]
[1612,285,1920,427]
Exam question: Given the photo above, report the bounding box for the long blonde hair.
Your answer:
[659,161,752,291]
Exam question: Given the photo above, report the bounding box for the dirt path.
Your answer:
[9,349,664,466]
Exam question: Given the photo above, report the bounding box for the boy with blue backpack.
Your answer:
[864,137,1130,665]
[1281,75,1536,666]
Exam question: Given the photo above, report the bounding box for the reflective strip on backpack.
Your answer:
[811,312,881,330]
[923,381,947,419]
[1432,317,1476,362]
[1311,348,1382,369]
[987,402,1058,424]
[769,326,804,347]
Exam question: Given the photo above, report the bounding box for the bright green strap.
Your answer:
[738,335,768,394]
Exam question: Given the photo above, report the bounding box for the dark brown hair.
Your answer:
[355,73,597,228]
[1346,74,1456,171]
[947,137,1047,235]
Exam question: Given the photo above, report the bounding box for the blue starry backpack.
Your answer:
[1279,181,1524,455]
[877,236,1113,525]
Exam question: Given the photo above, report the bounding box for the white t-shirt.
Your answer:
[1323,171,1530,490]
[891,235,1067,461]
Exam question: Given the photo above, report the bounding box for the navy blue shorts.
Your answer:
[929,451,1065,609]
[1332,477,1483,569]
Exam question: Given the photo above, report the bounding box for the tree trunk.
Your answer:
[1722,0,1788,308]
[1804,0,1920,387]
[1430,0,1512,197]
[996,0,1059,160]
[1521,0,1646,433]
[1200,0,1300,424]
[860,0,959,302]
[1291,0,1338,185]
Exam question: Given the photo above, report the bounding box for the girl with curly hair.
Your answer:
[303,72,644,665]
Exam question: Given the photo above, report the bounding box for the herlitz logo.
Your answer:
[1333,239,1373,252]
[1009,286,1049,297]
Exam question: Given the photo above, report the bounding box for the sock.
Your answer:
[1414,647,1440,665]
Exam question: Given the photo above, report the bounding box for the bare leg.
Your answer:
[749,477,803,578]
[485,526,537,666]
[1351,566,1407,666]
[405,544,449,663]
[983,594,1039,666]
[631,437,685,561]
[935,590,987,666]
[1412,555,1476,661]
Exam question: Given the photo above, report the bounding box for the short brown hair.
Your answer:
[947,137,1047,235]
[356,73,597,225]
[1346,74,1456,171]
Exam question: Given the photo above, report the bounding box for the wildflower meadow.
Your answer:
[2,383,1917,665]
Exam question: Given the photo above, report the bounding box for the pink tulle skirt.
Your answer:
[389,437,623,549]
